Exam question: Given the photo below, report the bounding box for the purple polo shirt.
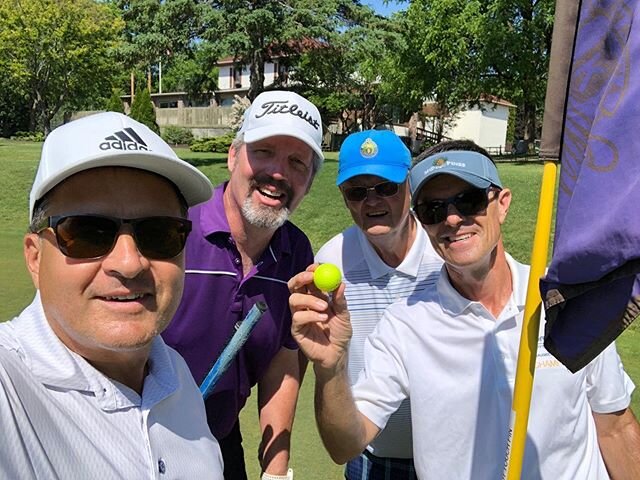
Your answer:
[162,182,313,439]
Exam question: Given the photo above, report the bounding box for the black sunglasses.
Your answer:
[342,181,400,202]
[414,187,496,225]
[35,214,192,260]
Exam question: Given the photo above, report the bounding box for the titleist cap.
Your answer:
[239,90,324,160]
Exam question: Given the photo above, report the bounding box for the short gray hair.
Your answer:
[29,196,50,233]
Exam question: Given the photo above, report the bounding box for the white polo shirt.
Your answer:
[0,294,223,479]
[316,217,442,458]
[353,254,635,479]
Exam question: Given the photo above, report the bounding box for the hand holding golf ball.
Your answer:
[313,263,342,292]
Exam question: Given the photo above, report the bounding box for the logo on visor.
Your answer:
[433,157,447,167]
[360,138,378,158]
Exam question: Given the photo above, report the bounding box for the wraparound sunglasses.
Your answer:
[413,187,496,225]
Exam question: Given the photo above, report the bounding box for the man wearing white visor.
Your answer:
[289,140,640,479]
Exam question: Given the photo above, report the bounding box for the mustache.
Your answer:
[250,174,294,200]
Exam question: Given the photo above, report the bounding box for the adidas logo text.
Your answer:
[99,127,149,151]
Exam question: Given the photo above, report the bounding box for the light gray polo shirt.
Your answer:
[0,293,223,479]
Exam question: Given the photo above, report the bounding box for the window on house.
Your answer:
[158,101,178,109]
[230,66,242,88]
[275,62,289,84]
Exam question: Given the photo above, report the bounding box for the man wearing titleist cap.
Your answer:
[289,140,640,479]
[163,90,324,479]
[315,130,442,479]
[0,112,223,478]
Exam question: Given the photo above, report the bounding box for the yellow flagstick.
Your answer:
[504,160,558,479]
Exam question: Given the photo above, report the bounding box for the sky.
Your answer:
[365,0,407,17]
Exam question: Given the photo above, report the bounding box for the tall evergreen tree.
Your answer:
[129,88,159,133]
[105,89,125,114]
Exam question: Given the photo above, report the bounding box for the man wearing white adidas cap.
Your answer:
[0,112,223,478]
[163,90,324,479]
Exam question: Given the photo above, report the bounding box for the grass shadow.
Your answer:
[180,155,229,168]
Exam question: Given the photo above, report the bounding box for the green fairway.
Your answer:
[0,138,637,479]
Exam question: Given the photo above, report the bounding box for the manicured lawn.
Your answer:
[0,138,637,479]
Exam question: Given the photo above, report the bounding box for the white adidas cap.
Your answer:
[239,90,324,160]
[30,112,213,220]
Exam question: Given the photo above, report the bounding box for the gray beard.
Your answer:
[241,196,290,229]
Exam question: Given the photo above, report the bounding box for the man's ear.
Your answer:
[24,233,42,290]
[497,188,512,224]
[228,145,237,172]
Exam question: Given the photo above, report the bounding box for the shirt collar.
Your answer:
[358,215,428,280]
[199,182,231,237]
[13,293,179,411]
[436,252,525,316]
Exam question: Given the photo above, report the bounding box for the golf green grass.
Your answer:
[0,138,637,478]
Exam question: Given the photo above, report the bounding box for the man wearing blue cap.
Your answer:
[315,129,441,479]
[289,140,640,479]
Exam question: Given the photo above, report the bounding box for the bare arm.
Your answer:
[593,407,640,479]
[313,356,380,464]
[257,347,300,476]
[288,266,379,464]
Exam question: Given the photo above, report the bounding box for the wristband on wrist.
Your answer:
[261,468,293,480]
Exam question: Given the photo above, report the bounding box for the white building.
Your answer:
[443,96,515,153]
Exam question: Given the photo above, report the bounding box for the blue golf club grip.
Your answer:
[200,301,268,399]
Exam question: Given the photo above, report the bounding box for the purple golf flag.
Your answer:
[539,0,640,373]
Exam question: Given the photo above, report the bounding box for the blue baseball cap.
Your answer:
[410,150,503,207]
[336,130,411,186]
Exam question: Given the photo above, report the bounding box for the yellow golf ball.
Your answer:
[313,263,342,292]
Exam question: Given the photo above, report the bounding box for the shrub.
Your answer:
[190,138,216,152]
[162,126,194,146]
[11,131,44,142]
[189,132,235,153]
[130,87,159,133]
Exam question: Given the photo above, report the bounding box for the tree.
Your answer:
[292,6,409,133]
[392,0,554,142]
[391,0,485,140]
[129,87,159,133]
[480,0,554,142]
[0,76,29,137]
[116,0,204,94]
[0,0,124,134]
[105,88,126,113]
[200,0,375,101]
[160,45,219,96]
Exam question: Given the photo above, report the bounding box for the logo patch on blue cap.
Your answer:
[433,157,447,167]
[360,138,378,158]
